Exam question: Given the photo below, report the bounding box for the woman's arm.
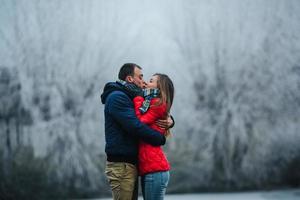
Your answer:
[133,96,166,125]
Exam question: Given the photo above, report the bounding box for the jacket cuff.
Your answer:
[169,115,175,129]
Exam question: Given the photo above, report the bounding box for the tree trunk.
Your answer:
[3,118,12,177]
[5,118,11,155]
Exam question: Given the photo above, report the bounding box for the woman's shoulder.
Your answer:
[150,98,167,109]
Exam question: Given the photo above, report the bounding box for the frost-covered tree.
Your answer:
[0,0,300,198]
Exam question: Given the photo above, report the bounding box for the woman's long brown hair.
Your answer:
[153,73,174,136]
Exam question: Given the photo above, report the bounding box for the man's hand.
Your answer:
[156,115,174,130]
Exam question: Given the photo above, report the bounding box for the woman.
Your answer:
[133,73,174,200]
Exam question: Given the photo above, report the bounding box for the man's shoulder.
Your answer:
[106,90,134,113]
[107,90,131,104]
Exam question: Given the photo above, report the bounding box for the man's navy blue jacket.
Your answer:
[101,82,166,164]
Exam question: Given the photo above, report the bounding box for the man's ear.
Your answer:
[126,76,134,83]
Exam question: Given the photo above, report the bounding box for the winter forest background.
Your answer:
[1,0,300,199]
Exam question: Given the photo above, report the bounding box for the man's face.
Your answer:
[127,67,146,88]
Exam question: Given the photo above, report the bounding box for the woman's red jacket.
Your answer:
[133,96,170,176]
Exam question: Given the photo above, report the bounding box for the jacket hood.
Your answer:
[101,82,125,104]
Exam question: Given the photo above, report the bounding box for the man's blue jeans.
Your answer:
[141,171,170,200]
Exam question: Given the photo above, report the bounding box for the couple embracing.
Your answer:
[101,63,175,200]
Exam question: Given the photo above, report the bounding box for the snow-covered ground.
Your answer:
[95,189,300,200]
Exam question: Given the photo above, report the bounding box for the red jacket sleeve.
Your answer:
[133,96,167,125]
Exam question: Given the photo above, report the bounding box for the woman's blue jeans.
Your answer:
[141,171,170,200]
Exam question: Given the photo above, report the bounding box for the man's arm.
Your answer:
[156,115,175,129]
[107,92,166,146]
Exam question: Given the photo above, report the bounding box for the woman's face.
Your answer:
[146,75,159,89]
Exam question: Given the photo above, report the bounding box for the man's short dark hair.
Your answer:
[118,63,142,81]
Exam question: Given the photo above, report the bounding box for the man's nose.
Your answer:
[143,82,147,88]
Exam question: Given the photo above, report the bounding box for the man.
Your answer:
[101,63,174,200]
